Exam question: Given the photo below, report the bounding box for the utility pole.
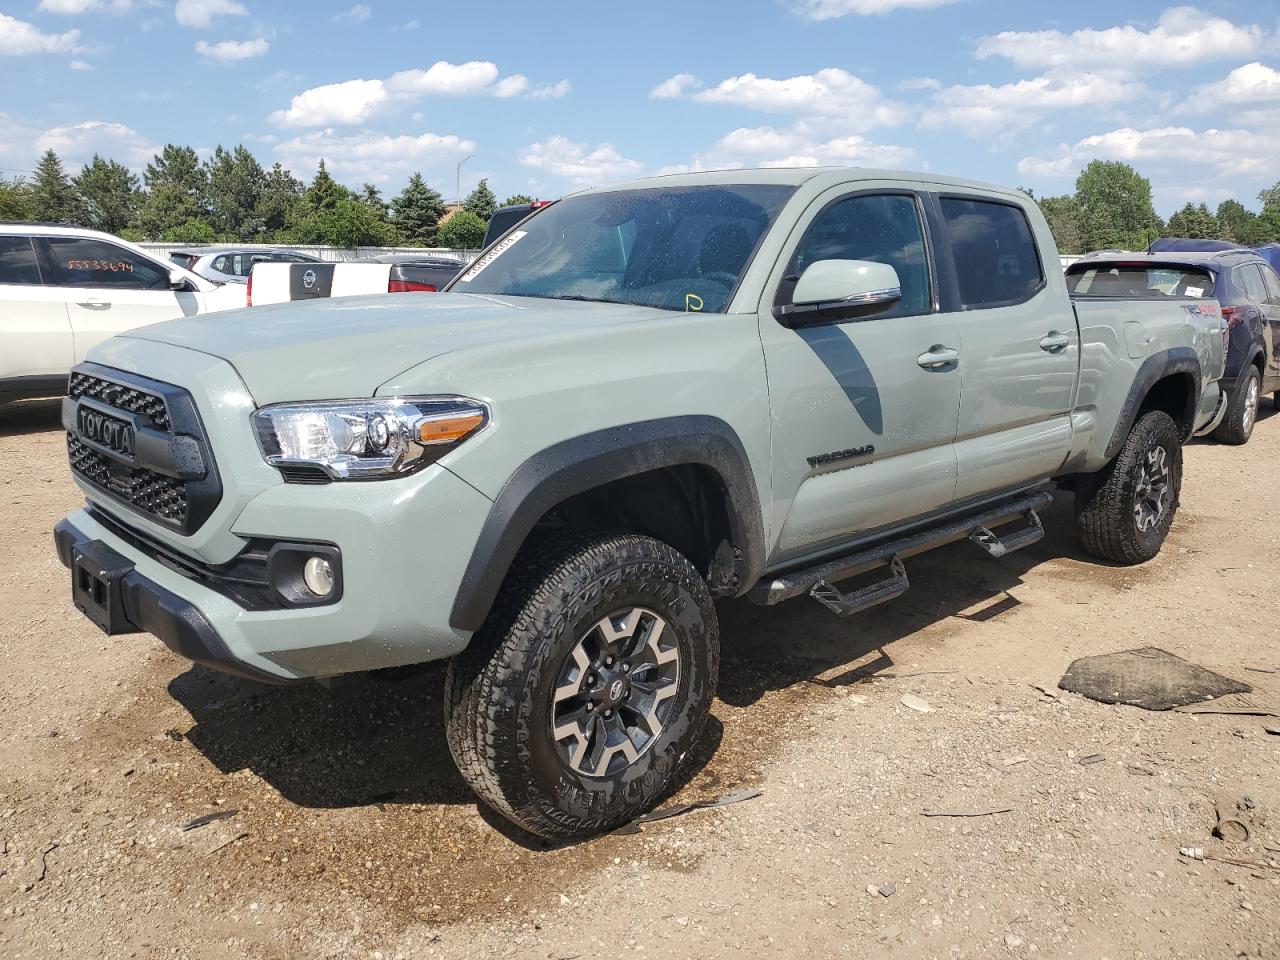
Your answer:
[456,154,474,204]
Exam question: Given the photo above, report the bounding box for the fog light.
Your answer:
[303,556,335,597]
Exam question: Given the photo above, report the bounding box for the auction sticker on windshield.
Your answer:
[458,231,526,283]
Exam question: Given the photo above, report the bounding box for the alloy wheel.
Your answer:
[1133,445,1171,532]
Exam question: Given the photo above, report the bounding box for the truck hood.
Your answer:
[116,292,673,405]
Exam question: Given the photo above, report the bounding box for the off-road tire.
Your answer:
[1213,365,1259,445]
[443,532,719,840]
[1076,409,1182,565]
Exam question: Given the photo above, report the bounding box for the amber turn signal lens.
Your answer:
[417,411,486,445]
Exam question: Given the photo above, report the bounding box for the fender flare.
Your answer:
[1104,346,1201,459]
[449,415,767,632]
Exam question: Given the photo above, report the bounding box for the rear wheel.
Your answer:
[444,533,718,840]
[1214,366,1259,445]
[1076,410,1182,565]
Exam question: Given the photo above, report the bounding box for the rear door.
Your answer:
[0,235,73,386]
[1253,263,1280,389]
[759,185,963,560]
[35,236,199,361]
[934,193,1077,501]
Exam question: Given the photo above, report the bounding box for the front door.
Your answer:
[759,187,962,562]
[1247,262,1280,390]
[35,236,199,362]
[0,236,73,385]
[934,193,1077,501]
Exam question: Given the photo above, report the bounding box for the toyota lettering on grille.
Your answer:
[77,406,136,461]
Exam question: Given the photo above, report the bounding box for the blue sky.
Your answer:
[1,0,1279,215]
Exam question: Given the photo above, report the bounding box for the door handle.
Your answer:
[916,345,960,369]
[1039,331,1071,352]
[77,298,110,309]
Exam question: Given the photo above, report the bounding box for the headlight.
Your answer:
[252,396,489,480]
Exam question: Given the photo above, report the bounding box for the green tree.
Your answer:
[139,144,209,239]
[0,175,34,221]
[161,218,217,244]
[463,177,497,220]
[391,173,446,245]
[502,193,534,206]
[1037,195,1083,255]
[1074,160,1160,251]
[1216,200,1261,245]
[284,196,396,246]
[1165,202,1221,240]
[357,182,388,216]
[304,159,348,212]
[205,144,264,240]
[255,162,304,238]
[73,155,140,235]
[31,149,80,223]
[437,209,487,249]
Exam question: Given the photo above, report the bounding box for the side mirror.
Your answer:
[779,259,902,326]
[169,268,188,291]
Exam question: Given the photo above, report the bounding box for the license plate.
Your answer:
[71,539,138,635]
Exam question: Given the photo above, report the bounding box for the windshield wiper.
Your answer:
[547,294,618,304]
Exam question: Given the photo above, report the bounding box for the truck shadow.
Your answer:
[165,489,1139,845]
[0,398,62,437]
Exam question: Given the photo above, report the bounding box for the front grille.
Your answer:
[67,435,189,525]
[65,363,221,535]
[68,372,171,430]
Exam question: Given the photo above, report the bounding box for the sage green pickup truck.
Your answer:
[54,168,1225,838]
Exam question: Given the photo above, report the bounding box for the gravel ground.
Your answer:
[0,396,1277,960]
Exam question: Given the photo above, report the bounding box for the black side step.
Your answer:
[969,509,1044,558]
[749,488,1054,607]
[810,556,909,617]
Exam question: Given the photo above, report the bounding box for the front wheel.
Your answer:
[444,533,719,840]
[1214,366,1259,445]
[1076,410,1182,565]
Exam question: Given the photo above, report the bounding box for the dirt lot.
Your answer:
[1,396,1277,960]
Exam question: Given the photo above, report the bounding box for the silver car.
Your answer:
[168,247,320,286]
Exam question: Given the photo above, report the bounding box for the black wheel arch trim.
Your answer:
[449,415,766,632]
[1104,346,1201,460]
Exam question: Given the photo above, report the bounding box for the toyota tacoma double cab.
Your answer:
[54,168,1225,839]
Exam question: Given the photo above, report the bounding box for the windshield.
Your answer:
[1066,262,1216,299]
[454,184,795,312]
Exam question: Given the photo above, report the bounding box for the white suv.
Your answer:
[0,224,244,403]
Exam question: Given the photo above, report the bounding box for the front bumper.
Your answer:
[53,459,495,683]
[54,519,290,684]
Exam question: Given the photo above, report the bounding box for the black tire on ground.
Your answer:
[1273,389,1280,410]
[1076,409,1183,565]
[1213,365,1259,445]
[443,532,719,840]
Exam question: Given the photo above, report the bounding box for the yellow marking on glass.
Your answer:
[685,293,704,312]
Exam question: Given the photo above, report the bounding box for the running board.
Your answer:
[749,489,1054,607]
[810,556,909,617]
[969,509,1043,558]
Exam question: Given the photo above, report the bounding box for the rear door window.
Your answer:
[1239,264,1270,305]
[1257,264,1280,306]
[1066,263,1215,298]
[0,236,42,285]
[38,237,170,289]
[939,197,1044,309]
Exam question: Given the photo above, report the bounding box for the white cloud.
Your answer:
[70,58,93,70]
[35,119,156,169]
[708,121,915,169]
[920,73,1147,135]
[0,13,79,55]
[269,78,388,127]
[335,3,371,22]
[38,0,131,12]
[1017,125,1280,181]
[790,0,958,19]
[977,6,1264,74]
[1187,61,1280,109]
[650,73,701,99]
[195,37,268,62]
[274,128,475,184]
[174,0,247,29]
[688,68,905,127]
[518,136,642,186]
[527,78,570,101]
[271,61,563,127]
